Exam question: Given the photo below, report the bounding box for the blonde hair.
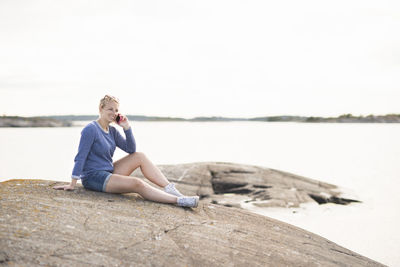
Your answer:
[99,95,119,109]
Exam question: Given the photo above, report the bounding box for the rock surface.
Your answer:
[133,162,360,209]
[0,179,383,266]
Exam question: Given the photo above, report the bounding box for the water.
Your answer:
[1,121,399,266]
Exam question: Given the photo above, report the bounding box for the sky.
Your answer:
[0,0,399,118]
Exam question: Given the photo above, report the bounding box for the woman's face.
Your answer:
[99,101,119,123]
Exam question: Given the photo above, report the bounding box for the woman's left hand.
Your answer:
[117,114,131,130]
[53,184,75,191]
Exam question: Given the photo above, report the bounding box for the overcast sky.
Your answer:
[0,0,399,118]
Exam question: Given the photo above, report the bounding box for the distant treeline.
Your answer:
[0,116,72,127]
[43,113,400,123]
[2,114,400,127]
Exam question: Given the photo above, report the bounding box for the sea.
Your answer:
[1,121,399,266]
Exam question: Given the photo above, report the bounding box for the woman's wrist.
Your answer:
[123,125,131,131]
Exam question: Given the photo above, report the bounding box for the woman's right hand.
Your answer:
[117,114,131,130]
[53,184,75,191]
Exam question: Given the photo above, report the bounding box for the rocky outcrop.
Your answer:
[133,162,360,209]
[0,179,382,266]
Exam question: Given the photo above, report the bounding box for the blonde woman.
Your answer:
[53,95,199,207]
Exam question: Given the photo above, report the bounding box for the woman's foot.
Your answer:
[177,196,199,208]
[164,183,184,197]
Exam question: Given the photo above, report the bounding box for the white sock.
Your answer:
[177,196,199,208]
[164,183,184,197]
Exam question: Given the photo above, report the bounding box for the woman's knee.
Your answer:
[129,177,146,191]
[133,151,146,160]
[130,151,147,165]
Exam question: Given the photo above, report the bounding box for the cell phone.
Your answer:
[116,114,121,123]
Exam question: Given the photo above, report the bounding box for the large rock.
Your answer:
[133,162,360,209]
[0,179,382,266]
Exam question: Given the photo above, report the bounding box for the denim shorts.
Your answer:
[82,170,112,192]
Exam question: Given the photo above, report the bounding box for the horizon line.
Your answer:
[2,113,400,119]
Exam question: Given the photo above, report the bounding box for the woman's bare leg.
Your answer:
[113,152,169,187]
[105,174,177,204]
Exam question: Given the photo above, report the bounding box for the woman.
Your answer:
[53,95,199,208]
